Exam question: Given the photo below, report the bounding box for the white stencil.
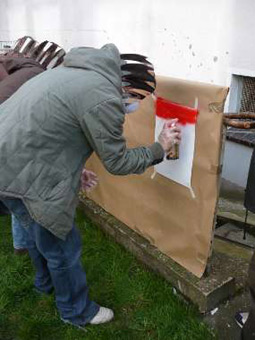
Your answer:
[155,117,196,188]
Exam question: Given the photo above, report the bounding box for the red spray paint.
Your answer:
[155,96,198,125]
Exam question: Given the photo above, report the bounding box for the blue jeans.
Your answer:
[1,197,99,325]
[12,214,29,249]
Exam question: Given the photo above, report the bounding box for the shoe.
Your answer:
[14,248,29,255]
[89,307,114,325]
[235,311,249,328]
[61,306,114,330]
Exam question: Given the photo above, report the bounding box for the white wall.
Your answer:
[0,0,233,85]
[2,0,255,85]
[222,141,252,189]
[229,0,255,77]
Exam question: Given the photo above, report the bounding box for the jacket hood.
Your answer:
[63,44,122,90]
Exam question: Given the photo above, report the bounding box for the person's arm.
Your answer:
[0,66,44,104]
[80,97,165,175]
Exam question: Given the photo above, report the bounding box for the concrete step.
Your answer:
[218,197,255,226]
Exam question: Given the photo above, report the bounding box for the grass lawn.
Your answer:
[0,209,216,340]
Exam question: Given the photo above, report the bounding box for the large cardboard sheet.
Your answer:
[86,76,228,278]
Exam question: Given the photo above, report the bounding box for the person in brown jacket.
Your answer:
[0,53,45,103]
[0,37,66,254]
[0,52,45,254]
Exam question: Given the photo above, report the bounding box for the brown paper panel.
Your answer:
[86,76,228,278]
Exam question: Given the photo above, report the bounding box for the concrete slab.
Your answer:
[79,197,251,313]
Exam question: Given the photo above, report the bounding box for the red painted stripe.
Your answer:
[156,96,198,125]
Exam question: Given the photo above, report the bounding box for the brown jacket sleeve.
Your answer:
[0,66,44,104]
[0,57,45,104]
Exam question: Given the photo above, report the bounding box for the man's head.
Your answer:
[120,53,156,113]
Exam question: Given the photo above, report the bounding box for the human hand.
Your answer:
[81,169,98,192]
[157,119,182,153]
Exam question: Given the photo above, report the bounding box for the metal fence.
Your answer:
[240,76,255,113]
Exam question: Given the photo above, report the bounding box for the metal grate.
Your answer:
[240,76,255,113]
[227,76,255,146]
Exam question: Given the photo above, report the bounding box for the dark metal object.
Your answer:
[244,147,255,214]
[224,112,255,238]
[226,128,255,147]
[243,209,249,240]
[166,144,179,160]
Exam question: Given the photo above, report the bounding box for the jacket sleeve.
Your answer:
[79,97,164,175]
[0,66,44,104]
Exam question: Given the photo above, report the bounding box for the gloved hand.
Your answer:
[81,169,98,192]
[157,118,182,153]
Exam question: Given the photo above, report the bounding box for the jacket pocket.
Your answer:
[39,176,72,201]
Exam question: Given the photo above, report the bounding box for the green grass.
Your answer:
[0,210,215,340]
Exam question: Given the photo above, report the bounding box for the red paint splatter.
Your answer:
[155,96,198,125]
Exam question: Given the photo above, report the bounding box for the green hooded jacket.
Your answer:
[0,44,164,239]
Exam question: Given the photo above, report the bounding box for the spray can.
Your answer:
[166,143,179,160]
